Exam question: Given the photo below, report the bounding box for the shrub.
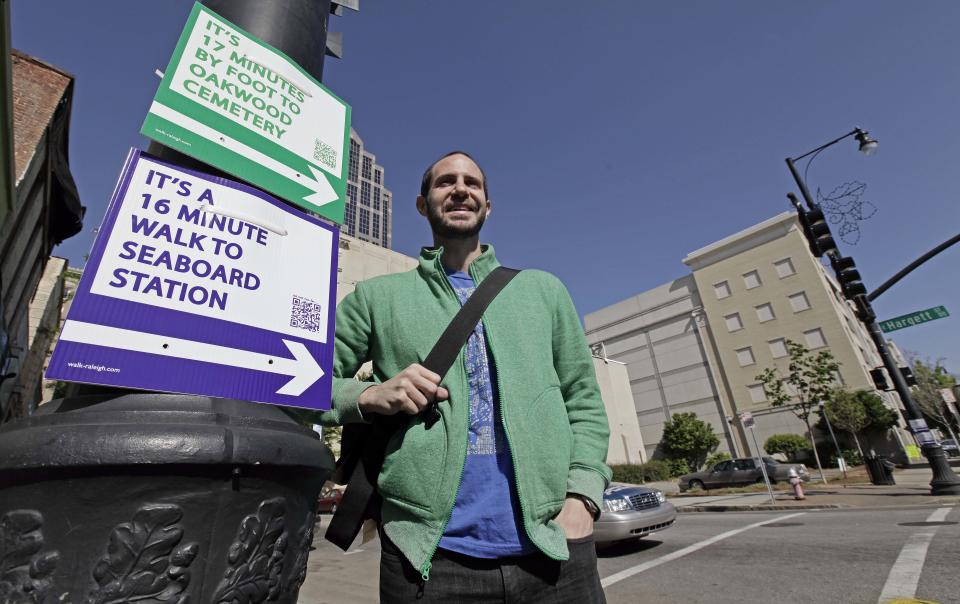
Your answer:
[610,460,674,483]
[704,451,732,469]
[764,433,811,461]
[666,458,690,477]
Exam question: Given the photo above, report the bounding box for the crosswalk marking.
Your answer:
[600,512,806,588]
[876,507,952,604]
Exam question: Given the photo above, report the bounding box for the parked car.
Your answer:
[317,485,344,514]
[941,439,959,458]
[593,484,676,544]
[677,457,809,491]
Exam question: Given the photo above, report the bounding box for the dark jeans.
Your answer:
[379,532,606,603]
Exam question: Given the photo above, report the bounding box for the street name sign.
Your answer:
[878,305,949,333]
[46,149,338,410]
[141,2,350,223]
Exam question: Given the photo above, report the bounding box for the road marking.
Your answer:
[876,507,951,604]
[600,512,806,588]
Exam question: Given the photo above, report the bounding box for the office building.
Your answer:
[586,212,909,460]
[342,128,392,249]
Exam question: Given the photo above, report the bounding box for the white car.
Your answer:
[593,484,677,544]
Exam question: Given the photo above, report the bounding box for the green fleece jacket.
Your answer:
[321,245,611,579]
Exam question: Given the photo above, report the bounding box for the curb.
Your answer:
[677,504,842,513]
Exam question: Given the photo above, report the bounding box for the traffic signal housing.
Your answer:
[797,205,838,257]
[830,255,868,300]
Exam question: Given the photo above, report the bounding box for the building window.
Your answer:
[348,139,360,182]
[724,313,743,332]
[747,384,767,403]
[735,347,755,367]
[714,281,731,299]
[804,328,827,349]
[362,155,373,180]
[743,270,762,290]
[360,182,371,206]
[344,184,358,236]
[788,291,811,313]
[374,168,382,185]
[769,338,788,358]
[755,303,775,323]
[373,187,381,211]
[359,208,370,235]
[372,214,380,239]
[774,258,796,278]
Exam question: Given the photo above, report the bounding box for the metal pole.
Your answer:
[853,294,960,495]
[748,425,776,504]
[867,232,960,302]
[786,148,960,495]
[819,403,848,481]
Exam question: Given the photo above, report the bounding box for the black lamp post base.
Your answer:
[922,444,960,495]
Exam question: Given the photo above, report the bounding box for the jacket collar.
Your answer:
[418,244,500,283]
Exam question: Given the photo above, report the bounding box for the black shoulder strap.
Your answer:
[325,266,521,551]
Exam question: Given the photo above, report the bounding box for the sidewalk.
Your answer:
[663,468,960,512]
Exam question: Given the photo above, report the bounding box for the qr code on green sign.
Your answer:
[314,139,338,171]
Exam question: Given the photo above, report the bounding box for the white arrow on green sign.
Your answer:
[141,2,350,223]
[878,305,950,333]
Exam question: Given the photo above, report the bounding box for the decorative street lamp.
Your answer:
[786,127,960,496]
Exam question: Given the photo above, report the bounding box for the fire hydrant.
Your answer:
[788,467,805,500]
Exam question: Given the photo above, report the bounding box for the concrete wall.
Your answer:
[592,356,645,464]
[585,275,741,460]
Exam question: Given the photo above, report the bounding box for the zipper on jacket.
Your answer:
[482,316,554,558]
[419,265,468,581]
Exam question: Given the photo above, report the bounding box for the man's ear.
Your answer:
[485,199,492,218]
[416,195,428,217]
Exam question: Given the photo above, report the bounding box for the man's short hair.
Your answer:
[420,151,489,198]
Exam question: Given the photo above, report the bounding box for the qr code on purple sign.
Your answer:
[290,295,323,333]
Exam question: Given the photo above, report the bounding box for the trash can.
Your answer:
[865,455,896,485]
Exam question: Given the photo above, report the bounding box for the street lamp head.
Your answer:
[855,128,879,156]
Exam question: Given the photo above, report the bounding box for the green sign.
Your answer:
[141,3,350,223]
[878,305,950,333]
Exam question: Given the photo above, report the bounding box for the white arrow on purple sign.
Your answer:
[46,149,338,410]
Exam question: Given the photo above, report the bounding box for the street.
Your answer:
[300,505,959,604]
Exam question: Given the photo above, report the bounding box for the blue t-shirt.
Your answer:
[438,270,535,558]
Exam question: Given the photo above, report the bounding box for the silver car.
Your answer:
[593,484,677,544]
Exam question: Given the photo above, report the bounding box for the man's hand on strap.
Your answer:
[358,363,449,416]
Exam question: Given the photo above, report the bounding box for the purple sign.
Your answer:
[46,149,338,410]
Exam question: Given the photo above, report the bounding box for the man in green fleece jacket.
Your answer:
[324,151,611,602]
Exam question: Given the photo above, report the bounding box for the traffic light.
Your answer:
[900,366,918,387]
[829,255,867,300]
[797,205,838,257]
[869,367,891,391]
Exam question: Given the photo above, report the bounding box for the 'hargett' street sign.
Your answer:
[878,305,950,333]
[141,2,350,223]
[46,149,338,410]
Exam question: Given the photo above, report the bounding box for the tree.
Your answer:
[910,357,958,445]
[823,389,869,458]
[659,412,720,472]
[756,339,840,483]
[764,434,811,461]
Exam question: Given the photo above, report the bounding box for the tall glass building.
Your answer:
[343,128,392,249]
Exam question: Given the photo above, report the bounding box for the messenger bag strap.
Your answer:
[325,266,521,551]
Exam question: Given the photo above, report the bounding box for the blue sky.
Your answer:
[12,1,960,372]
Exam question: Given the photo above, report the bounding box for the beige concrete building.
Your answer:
[592,355,646,465]
[343,129,393,249]
[683,211,905,454]
[587,211,909,462]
